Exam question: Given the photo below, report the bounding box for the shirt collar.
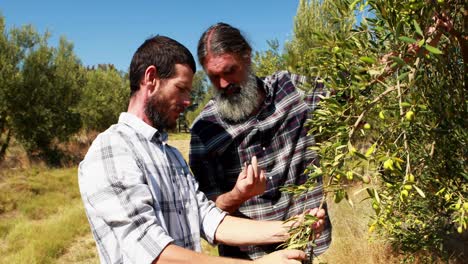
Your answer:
[257,76,274,106]
[118,112,168,143]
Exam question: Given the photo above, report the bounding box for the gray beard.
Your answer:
[213,72,260,122]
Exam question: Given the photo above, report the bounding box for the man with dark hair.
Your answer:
[78,35,322,264]
[190,23,332,261]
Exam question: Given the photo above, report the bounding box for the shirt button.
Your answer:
[262,147,266,151]
[269,176,273,180]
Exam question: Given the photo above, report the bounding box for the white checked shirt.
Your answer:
[79,112,226,264]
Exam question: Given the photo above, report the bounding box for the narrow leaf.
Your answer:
[398,36,417,44]
[390,56,406,65]
[413,20,423,37]
[355,151,368,160]
[424,44,443,55]
[360,56,376,64]
[374,189,381,204]
[398,72,409,81]
[417,39,425,47]
[365,143,376,157]
[414,185,426,198]
[349,0,360,11]
[401,102,412,107]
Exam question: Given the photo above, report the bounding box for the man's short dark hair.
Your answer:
[197,23,251,67]
[129,35,196,96]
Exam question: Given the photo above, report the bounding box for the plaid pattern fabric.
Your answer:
[189,71,332,260]
[79,113,226,264]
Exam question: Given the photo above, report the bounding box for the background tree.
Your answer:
[252,39,285,77]
[185,70,212,126]
[78,64,129,132]
[6,27,84,161]
[254,0,466,262]
[0,15,20,160]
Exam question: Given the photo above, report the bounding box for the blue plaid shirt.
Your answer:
[79,113,226,264]
[189,71,332,260]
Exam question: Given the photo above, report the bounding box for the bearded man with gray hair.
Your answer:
[189,23,332,262]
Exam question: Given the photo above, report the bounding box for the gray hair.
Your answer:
[197,22,252,67]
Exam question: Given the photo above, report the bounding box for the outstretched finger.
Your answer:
[251,156,259,182]
[246,164,254,185]
[259,170,266,185]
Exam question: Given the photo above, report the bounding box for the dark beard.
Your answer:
[213,70,260,122]
[144,93,176,132]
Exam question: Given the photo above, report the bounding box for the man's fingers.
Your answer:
[283,249,306,260]
[251,156,259,181]
[246,164,254,185]
[308,208,326,219]
[238,162,248,180]
[308,208,318,216]
[316,208,326,218]
[313,219,325,231]
[259,170,266,184]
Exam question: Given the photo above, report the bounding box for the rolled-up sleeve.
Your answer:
[78,133,173,263]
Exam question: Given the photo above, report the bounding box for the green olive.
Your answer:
[406,111,415,121]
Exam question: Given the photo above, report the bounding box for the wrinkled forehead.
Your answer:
[204,53,246,71]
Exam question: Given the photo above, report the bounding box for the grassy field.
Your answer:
[0,133,405,263]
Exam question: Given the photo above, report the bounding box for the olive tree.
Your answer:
[7,28,84,158]
[78,64,129,132]
[254,0,466,261]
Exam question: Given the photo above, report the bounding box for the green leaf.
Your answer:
[414,185,426,198]
[365,143,376,157]
[461,172,468,181]
[417,39,425,47]
[401,102,412,107]
[398,36,417,44]
[349,0,360,11]
[390,56,406,65]
[374,189,381,204]
[355,151,368,160]
[398,72,409,81]
[413,20,423,37]
[334,153,345,162]
[359,56,376,64]
[424,44,443,55]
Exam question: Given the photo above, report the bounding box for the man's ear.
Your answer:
[143,65,160,94]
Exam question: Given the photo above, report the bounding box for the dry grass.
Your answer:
[56,234,99,264]
[314,188,401,264]
[0,167,92,263]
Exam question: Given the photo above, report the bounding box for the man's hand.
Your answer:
[307,207,326,239]
[232,156,266,201]
[289,207,326,240]
[254,249,306,264]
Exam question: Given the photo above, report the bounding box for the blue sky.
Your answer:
[1,1,300,72]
